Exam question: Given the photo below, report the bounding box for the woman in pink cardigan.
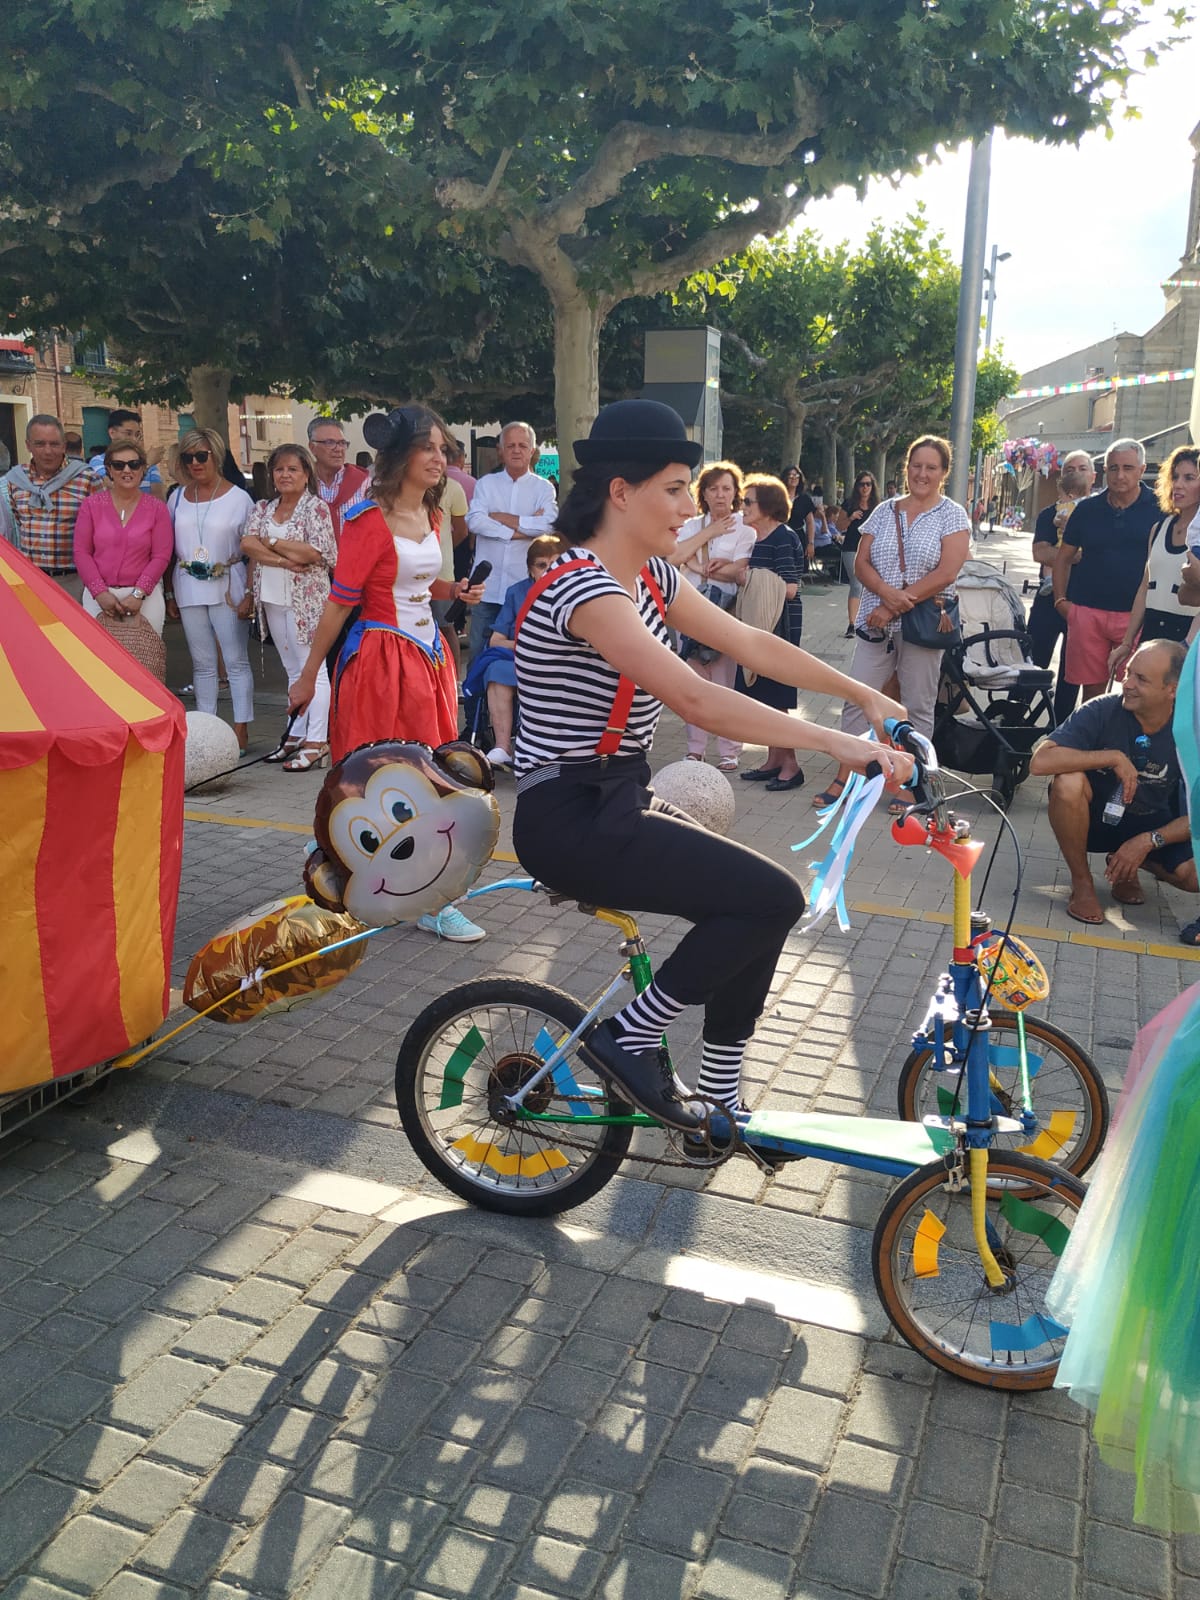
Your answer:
[73,441,174,634]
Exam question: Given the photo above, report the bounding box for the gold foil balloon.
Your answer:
[184,895,366,1024]
[304,741,500,927]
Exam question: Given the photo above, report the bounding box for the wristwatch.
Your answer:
[267,533,280,548]
[1150,830,1166,850]
[131,587,145,600]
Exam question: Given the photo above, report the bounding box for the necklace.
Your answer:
[189,482,220,554]
[273,494,303,528]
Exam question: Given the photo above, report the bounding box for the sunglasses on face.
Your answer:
[181,450,211,465]
[110,459,145,473]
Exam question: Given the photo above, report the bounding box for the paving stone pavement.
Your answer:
[3,528,1198,1596]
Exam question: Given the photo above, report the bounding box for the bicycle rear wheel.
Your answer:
[897,1012,1108,1177]
[395,978,632,1217]
[872,1151,1085,1390]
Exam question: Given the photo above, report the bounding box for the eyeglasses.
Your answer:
[312,437,347,448]
[743,496,758,505]
[110,459,145,473]
[181,450,211,465]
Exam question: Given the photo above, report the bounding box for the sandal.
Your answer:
[812,778,847,809]
[717,759,739,773]
[1180,918,1200,947]
[887,798,909,817]
[685,753,704,762]
[264,738,303,764]
[282,743,330,773]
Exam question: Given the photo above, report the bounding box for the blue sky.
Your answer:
[799,13,1200,380]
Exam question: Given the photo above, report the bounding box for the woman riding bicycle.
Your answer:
[511,400,912,1131]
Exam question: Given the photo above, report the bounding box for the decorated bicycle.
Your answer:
[393,720,1106,1390]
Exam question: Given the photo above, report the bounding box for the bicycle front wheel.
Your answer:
[897,1012,1108,1177]
[872,1151,1085,1390]
[395,979,632,1217]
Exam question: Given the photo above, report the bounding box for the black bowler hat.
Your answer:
[362,406,426,453]
[574,399,703,467]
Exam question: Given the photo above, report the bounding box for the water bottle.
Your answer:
[1103,735,1151,825]
[1102,783,1125,826]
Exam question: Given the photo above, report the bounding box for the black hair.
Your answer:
[107,408,140,429]
[554,459,667,543]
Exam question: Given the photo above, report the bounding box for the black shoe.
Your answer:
[581,1020,703,1132]
[765,769,805,792]
[740,766,781,782]
[844,625,855,639]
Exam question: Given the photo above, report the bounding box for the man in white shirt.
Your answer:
[466,421,557,656]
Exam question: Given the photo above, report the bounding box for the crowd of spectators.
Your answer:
[2,404,1197,937]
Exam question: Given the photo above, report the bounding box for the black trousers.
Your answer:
[1026,590,1077,726]
[513,757,805,1045]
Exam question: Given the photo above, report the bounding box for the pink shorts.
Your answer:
[1064,604,1130,687]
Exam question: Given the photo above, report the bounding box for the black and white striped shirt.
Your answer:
[513,548,680,777]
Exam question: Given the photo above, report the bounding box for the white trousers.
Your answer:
[684,653,742,762]
[841,631,943,740]
[82,582,167,635]
[263,601,330,743]
[179,601,255,723]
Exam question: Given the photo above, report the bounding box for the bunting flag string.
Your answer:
[1008,368,1194,401]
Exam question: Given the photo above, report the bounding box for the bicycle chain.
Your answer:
[504,1092,738,1171]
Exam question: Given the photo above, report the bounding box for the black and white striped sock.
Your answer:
[610,982,684,1054]
[695,1038,748,1112]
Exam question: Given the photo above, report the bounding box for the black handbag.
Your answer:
[894,504,961,649]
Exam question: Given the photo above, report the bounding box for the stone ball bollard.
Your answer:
[184,711,242,788]
[651,760,736,836]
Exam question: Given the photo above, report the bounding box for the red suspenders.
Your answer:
[513,556,668,757]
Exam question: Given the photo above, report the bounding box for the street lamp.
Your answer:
[982,247,1012,351]
[974,245,1011,524]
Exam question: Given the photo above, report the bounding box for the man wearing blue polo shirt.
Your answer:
[89,409,166,499]
[1051,437,1158,702]
[1030,638,1197,924]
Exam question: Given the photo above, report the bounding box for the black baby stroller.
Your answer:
[932,559,1057,809]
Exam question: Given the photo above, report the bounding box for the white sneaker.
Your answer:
[486,745,512,767]
[417,905,487,943]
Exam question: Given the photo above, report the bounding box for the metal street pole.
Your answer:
[974,243,1011,519]
[947,135,992,507]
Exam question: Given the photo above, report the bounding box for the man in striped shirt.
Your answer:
[0,415,101,598]
[307,418,370,542]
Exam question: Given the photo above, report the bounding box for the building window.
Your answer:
[73,338,111,372]
[253,412,268,443]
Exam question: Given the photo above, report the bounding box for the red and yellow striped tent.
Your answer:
[0,543,186,1091]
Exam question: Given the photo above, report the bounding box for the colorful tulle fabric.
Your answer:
[1047,981,1200,1531]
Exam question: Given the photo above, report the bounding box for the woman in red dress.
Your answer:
[290,405,487,941]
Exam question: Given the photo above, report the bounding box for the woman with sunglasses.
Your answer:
[835,471,880,638]
[167,428,257,753]
[73,443,173,635]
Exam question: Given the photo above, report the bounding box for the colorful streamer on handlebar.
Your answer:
[791,767,887,931]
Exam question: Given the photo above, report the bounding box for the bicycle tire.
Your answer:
[897,1012,1108,1177]
[395,978,632,1217]
[872,1151,1085,1390]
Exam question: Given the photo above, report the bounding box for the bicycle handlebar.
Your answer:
[884,718,943,814]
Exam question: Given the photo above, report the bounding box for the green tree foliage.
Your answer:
[0,0,1177,461]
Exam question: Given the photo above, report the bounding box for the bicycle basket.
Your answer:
[975,933,1049,1010]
